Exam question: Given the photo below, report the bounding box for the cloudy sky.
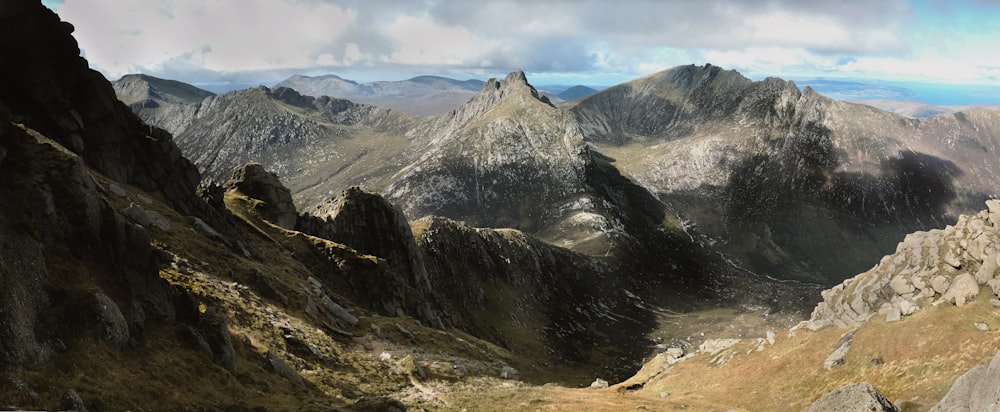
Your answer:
[43,0,1000,89]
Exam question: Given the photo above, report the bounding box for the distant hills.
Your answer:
[795,78,1000,118]
[556,85,599,100]
[271,74,600,115]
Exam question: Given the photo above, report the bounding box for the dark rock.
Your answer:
[0,2,203,215]
[247,269,288,306]
[61,389,87,412]
[301,187,429,291]
[198,306,235,371]
[266,350,303,386]
[176,324,213,360]
[123,203,171,232]
[802,382,898,412]
[0,228,49,366]
[92,292,130,348]
[224,163,297,229]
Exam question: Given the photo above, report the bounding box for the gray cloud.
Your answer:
[57,0,999,88]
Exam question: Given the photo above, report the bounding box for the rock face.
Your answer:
[292,187,438,324]
[0,3,191,368]
[802,382,898,412]
[808,200,1000,329]
[299,187,429,289]
[0,2,202,215]
[0,107,177,367]
[931,349,1000,411]
[224,163,298,229]
[413,215,657,379]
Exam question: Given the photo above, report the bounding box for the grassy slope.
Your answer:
[432,292,1000,411]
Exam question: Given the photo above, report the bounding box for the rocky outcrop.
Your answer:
[931,349,1000,411]
[413,216,656,380]
[802,382,898,412]
[224,163,298,229]
[0,119,178,367]
[0,2,202,215]
[808,200,1000,329]
[299,187,429,289]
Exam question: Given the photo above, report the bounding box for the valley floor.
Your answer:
[401,292,1000,411]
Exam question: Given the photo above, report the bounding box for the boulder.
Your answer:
[987,200,1000,227]
[889,275,914,295]
[885,307,901,323]
[931,275,951,295]
[197,306,235,371]
[93,292,130,348]
[123,203,171,232]
[61,389,87,412]
[266,350,303,386]
[802,382,898,412]
[898,299,919,316]
[824,341,851,369]
[590,378,609,388]
[942,273,979,306]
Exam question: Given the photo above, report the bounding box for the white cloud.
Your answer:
[59,0,355,78]
[379,15,485,66]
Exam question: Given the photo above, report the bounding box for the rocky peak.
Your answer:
[443,70,554,126]
[0,1,202,214]
[223,163,298,229]
[298,187,429,290]
[477,70,551,106]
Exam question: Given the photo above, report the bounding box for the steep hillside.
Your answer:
[275,74,484,116]
[570,64,1000,284]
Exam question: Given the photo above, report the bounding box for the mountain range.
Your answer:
[4,1,1000,410]
[116,64,1000,287]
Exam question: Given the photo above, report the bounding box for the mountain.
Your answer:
[128,64,1000,287]
[557,85,599,100]
[273,74,485,115]
[112,73,215,136]
[10,1,1000,410]
[567,63,1000,284]
[5,3,721,408]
